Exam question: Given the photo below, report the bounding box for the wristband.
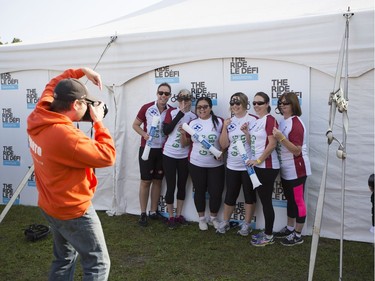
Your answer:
[279,136,286,142]
[256,159,261,165]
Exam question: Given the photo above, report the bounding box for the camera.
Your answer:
[81,101,108,122]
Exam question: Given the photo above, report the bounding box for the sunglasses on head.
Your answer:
[157,91,171,96]
[196,104,209,110]
[278,101,291,106]
[229,100,241,106]
[252,101,266,106]
[177,96,191,102]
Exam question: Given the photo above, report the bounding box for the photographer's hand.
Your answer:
[89,102,105,123]
[81,67,102,90]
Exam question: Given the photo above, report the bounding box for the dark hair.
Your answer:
[277,92,302,116]
[254,92,271,113]
[369,174,374,189]
[50,99,74,113]
[195,97,219,130]
[157,82,171,93]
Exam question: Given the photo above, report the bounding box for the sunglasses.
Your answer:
[278,101,291,106]
[252,101,266,106]
[157,91,171,96]
[229,101,241,106]
[177,96,191,102]
[196,105,210,110]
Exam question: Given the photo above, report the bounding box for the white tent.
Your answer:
[0,0,373,243]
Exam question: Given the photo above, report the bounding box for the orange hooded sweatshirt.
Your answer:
[27,69,116,220]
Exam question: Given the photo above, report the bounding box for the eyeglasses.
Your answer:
[229,101,241,106]
[196,105,210,110]
[252,101,266,106]
[278,101,291,106]
[80,99,100,106]
[177,96,191,102]
[157,91,171,96]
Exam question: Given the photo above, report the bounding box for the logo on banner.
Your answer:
[154,66,180,84]
[3,146,21,166]
[271,79,303,105]
[231,201,256,229]
[272,179,287,207]
[190,81,218,106]
[1,73,19,90]
[26,89,39,109]
[230,58,259,81]
[28,167,36,187]
[2,183,20,204]
[2,108,20,128]
[157,195,170,219]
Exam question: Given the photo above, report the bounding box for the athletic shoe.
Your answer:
[237,222,252,237]
[210,217,220,230]
[148,211,159,220]
[274,226,294,239]
[216,221,230,234]
[251,231,265,242]
[138,212,148,227]
[199,219,208,231]
[280,232,304,246]
[251,234,275,247]
[176,215,188,225]
[167,217,176,230]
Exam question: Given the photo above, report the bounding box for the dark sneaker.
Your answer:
[167,217,176,229]
[280,232,304,246]
[148,211,159,220]
[176,215,188,225]
[274,226,294,239]
[138,213,148,227]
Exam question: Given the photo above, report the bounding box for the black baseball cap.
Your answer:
[53,78,96,102]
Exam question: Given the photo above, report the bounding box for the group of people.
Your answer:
[133,83,312,248]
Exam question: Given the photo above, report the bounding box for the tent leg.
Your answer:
[0,165,34,224]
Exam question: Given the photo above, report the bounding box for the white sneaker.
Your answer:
[210,217,220,229]
[216,221,230,234]
[237,222,252,236]
[199,219,208,231]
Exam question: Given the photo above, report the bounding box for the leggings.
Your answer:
[189,163,225,213]
[255,167,280,235]
[224,168,257,205]
[163,155,189,204]
[281,176,307,224]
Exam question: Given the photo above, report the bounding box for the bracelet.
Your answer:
[256,159,261,165]
[279,136,286,142]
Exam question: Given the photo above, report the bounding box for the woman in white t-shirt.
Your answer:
[162,89,197,229]
[217,92,258,236]
[247,92,280,247]
[186,97,225,231]
[272,92,311,246]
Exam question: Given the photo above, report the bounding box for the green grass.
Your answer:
[0,205,373,281]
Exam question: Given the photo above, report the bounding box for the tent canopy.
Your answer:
[0,0,373,84]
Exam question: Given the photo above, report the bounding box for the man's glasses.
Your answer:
[196,105,209,110]
[177,96,191,102]
[278,101,291,106]
[229,101,241,106]
[157,91,171,96]
[252,101,266,106]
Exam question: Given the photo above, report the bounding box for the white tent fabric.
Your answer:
[0,0,374,243]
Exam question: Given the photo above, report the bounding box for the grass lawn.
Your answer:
[0,205,373,281]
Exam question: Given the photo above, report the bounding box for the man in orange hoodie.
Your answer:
[27,67,116,281]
